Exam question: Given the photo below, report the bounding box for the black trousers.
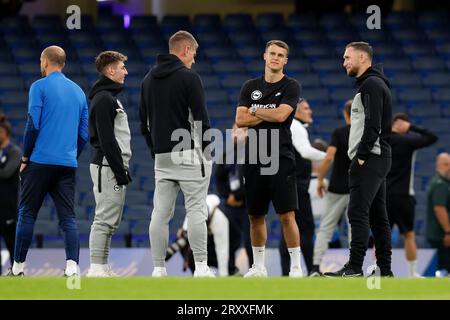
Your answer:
[221,204,253,270]
[348,155,392,273]
[429,239,450,272]
[279,181,315,275]
[0,215,16,274]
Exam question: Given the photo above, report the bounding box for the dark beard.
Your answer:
[347,67,358,77]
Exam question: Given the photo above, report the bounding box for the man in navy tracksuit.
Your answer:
[9,46,88,277]
[325,42,393,277]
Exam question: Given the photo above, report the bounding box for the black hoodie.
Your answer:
[88,75,131,185]
[348,63,392,161]
[139,54,211,157]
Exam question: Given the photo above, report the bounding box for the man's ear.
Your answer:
[184,45,191,57]
[106,65,113,76]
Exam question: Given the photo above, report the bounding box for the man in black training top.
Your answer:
[387,112,437,277]
[325,42,393,277]
[236,40,303,278]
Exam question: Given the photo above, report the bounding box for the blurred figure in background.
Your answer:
[279,99,326,275]
[167,194,230,276]
[0,113,21,275]
[387,113,438,277]
[215,124,252,273]
[427,153,450,277]
[312,100,352,276]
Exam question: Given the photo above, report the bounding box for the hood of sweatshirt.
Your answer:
[150,54,186,79]
[88,75,123,99]
[355,63,390,88]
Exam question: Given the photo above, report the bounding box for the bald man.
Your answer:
[9,46,88,277]
[427,153,450,275]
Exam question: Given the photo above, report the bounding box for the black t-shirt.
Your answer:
[328,124,351,194]
[238,76,301,164]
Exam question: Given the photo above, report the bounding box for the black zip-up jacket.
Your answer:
[0,142,20,219]
[387,126,438,196]
[348,64,392,161]
[139,54,211,157]
[88,76,131,185]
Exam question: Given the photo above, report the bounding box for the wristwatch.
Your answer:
[250,105,257,116]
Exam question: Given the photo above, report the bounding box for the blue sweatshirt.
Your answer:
[23,71,88,167]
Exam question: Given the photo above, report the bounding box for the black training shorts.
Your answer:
[243,157,298,216]
[387,194,416,234]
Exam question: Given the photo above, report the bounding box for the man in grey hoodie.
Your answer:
[325,42,393,277]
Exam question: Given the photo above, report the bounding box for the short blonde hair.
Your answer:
[169,30,199,52]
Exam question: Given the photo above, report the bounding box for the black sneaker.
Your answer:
[6,268,24,277]
[368,269,394,277]
[309,265,322,277]
[323,263,363,277]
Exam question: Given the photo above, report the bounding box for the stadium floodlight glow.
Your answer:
[124,14,130,29]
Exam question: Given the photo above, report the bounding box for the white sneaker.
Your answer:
[86,267,111,278]
[64,263,79,277]
[152,267,167,277]
[410,273,425,278]
[289,266,304,278]
[193,265,215,278]
[244,264,268,278]
[104,265,119,277]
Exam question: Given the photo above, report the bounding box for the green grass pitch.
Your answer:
[1,277,449,300]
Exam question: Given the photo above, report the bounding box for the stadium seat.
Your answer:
[302,88,330,104]
[223,14,254,31]
[397,87,432,104]
[256,13,284,30]
[129,15,159,32]
[287,13,318,29]
[319,72,353,88]
[294,73,320,88]
[412,57,446,72]
[390,72,423,88]
[407,104,442,118]
[329,88,356,105]
[433,88,450,104]
[422,72,450,88]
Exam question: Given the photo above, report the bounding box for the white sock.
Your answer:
[195,261,208,271]
[407,260,417,277]
[288,247,302,270]
[252,246,265,268]
[12,261,24,275]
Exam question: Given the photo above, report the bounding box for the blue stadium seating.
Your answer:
[1,11,449,250]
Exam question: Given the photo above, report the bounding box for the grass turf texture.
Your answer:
[1,277,449,300]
